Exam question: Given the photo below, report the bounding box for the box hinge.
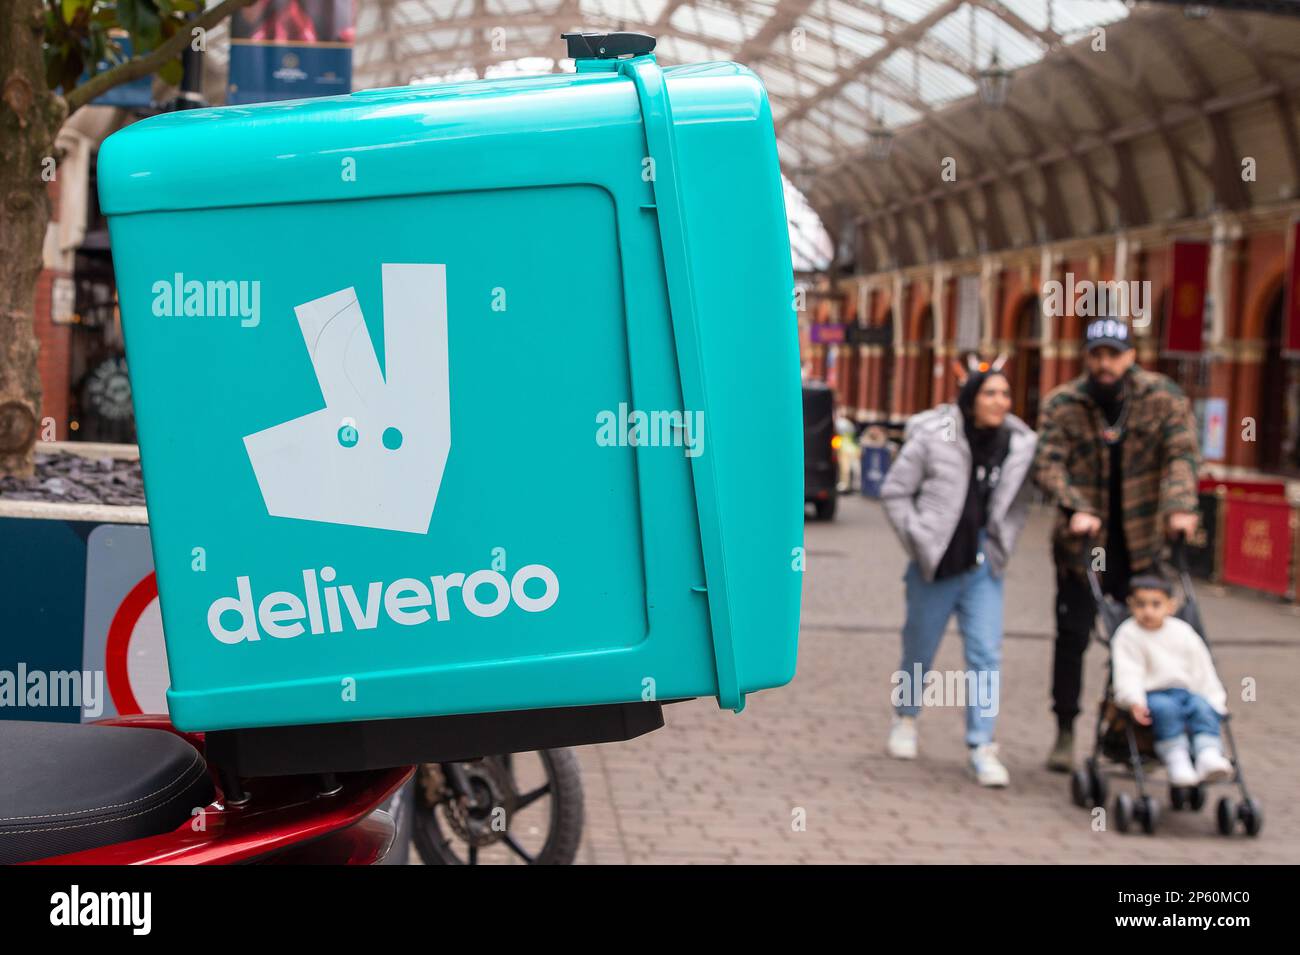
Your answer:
[619,55,745,714]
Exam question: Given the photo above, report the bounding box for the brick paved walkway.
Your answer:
[573,497,1300,864]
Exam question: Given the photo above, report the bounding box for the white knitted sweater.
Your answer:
[1112,616,1228,715]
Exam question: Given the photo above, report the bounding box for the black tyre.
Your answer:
[1138,795,1160,835]
[1216,796,1236,836]
[1070,769,1089,808]
[413,748,585,865]
[1239,798,1263,837]
[1113,792,1134,834]
[1086,759,1108,808]
[814,492,838,521]
[1189,785,1206,812]
[1169,785,1186,811]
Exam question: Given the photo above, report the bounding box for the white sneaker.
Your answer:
[1162,746,1199,787]
[887,715,918,759]
[969,743,1010,787]
[1195,746,1234,784]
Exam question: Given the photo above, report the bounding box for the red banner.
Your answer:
[1165,241,1209,355]
[1199,477,1287,498]
[1222,497,1294,596]
[1284,220,1300,355]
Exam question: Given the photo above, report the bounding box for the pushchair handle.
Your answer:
[1169,530,1190,572]
[1078,535,1117,647]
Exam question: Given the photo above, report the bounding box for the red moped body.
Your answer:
[25,716,411,865]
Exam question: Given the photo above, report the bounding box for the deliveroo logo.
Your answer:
[243,264,450,534]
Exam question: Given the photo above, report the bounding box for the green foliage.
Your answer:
[43,0,200,95]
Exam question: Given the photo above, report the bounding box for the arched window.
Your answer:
[1014,296,1043,426]
[916,305,935,412]
[1259,287,1300,474]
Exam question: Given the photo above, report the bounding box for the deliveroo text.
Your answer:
[208,564,559,643]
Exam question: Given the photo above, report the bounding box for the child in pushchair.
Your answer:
[1069,543,1263,837]
[1112,575,1232,784]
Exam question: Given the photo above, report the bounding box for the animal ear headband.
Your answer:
[962,352,1009,375]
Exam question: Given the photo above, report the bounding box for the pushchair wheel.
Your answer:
[1113,793,1134,833]
[1189,785,1206,812]
[1137,795,1159,834]
[1086,759,1108,808]
[1216,797,1235,836]
[1070,769,1089,808]
[1239,799,1263,837]
[1170,786,1186,811]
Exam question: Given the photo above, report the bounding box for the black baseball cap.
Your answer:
[1084,318,1133,352]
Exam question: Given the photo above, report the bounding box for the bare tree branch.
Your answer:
[64,0,257,113]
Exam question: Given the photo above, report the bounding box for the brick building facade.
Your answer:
[801,206,1300,481]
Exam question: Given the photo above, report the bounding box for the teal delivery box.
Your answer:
[97,35,802,747]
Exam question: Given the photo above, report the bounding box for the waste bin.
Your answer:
[97,34,803,756]
[859,445,893,499]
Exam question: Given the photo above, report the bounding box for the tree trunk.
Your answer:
[0,0,66,477]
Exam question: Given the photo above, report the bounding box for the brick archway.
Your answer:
[1008,295,1043,426]
[913,304,936,412]
[1242,267,1285,342]
[1256,281,1299,473]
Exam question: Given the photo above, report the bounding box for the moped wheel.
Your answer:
[413,748,585,865]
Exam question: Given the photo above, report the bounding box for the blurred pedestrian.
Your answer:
[1034,318,1201,772]
[835,415,861,493]
[880,357,1038,787]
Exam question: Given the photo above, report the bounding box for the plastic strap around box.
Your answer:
[619,56,744,713]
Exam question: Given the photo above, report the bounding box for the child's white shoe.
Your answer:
[1158,745,1199,787]
[887,715,918,759]
[1194,745,1234,784]
[969,743,1010,787]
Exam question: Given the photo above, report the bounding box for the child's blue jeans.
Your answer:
[1146,687,1220,742]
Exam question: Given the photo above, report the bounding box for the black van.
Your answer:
[803,381,838,520]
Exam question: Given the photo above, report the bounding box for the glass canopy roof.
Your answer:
[345,1,1130,163]
[200,1,1137,269]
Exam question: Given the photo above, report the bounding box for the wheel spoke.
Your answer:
[503,834,537,864]
[515,783,551,810]
[468,844,478,865]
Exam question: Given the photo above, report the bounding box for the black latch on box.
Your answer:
[562,32,656,60]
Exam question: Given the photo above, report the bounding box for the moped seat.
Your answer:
[0,721,214,863]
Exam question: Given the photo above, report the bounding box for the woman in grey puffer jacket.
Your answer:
[879,363,1037,787]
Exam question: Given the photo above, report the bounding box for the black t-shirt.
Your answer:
[1095,386,1131,599]
[935,423,1010,580]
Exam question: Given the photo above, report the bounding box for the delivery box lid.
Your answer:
[97,58,766,218]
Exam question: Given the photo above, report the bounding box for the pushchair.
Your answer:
[1068,538,1263,837]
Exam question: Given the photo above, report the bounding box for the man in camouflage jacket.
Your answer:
[1033,318,1201,771]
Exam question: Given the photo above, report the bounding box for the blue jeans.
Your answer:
[1146,688,1220,743]
[894,553,1004,747]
